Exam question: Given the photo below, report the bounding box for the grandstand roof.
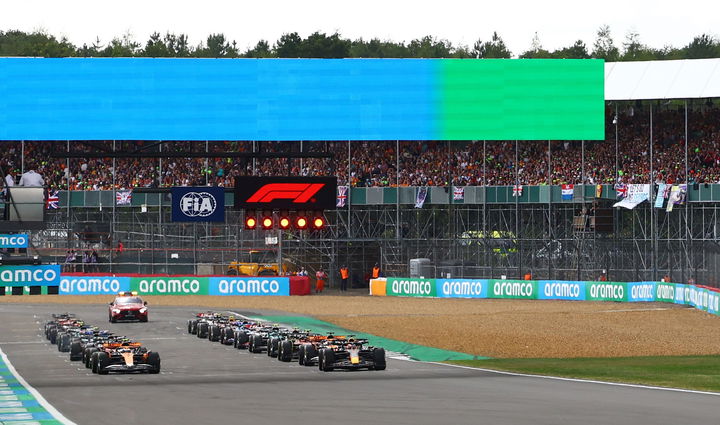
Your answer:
[605,58,720,100]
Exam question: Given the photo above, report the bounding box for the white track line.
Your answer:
[224,311,720,397]
[0,346,78,425]
[411,359,720,397]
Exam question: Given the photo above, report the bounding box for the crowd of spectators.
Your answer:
[1,105,719,190]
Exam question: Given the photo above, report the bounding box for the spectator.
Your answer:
[19,169,44,187]
[116,239,124,254]
[372,263,381,279]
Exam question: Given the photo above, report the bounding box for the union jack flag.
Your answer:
[512,184,523,197]
[116,190,132,206]
[336,186,348,208]
[614,183,628,199]
[46,190,59,209]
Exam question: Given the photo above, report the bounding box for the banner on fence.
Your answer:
[488,279,537,299]
[586,281,627,302]
[0,234,28,248]
[538,280,585,300]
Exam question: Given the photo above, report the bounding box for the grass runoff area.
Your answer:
[450,356,720,392]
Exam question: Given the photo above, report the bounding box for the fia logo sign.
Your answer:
[180,192,217,217]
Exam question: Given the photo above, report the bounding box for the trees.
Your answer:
[683,34,719,59]
[519,32,552,58]
[472,32,512,58]
[592,25,619,61]
[553,40,590,59]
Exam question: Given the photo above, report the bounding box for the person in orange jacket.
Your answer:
[315,267,327,293]
[340,266,349,292]
[372,263,381,279]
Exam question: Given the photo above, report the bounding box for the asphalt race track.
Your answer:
[0,303,717,425]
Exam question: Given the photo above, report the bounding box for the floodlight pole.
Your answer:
[650,103,657,281]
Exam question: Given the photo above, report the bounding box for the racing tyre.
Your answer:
[197,322,209,339]
[69,342,83,361]
[188,320,198,335]
[319,348,334,372]
[298,344,306,365]
[90,352,100,374]
[58,334,71,352]
[48,328,58,345]
[147,351,161,374]
[372,348,386,371]
[304,344,318,367]
[97,352,110,375]
[84,347,98,368]
[268,337,279,357]
[279,340,293,362]
[222,328,234,345]
[209,325,221,342]
[140,315,148,323]
[235,331,249,349]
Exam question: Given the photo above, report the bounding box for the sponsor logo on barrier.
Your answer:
[131,277,208,295]
[209,277,289,296]
[438,279,487,298]
[490,280,536,299]
[628,282,655,302]
[708,292,720,315]
[539,281,583,300]
[656,283,675,302]
[586,282,626,301]
[59,277,130,295]
[0,234,29,248]
[0,265,61,286]
[387,278,436,297]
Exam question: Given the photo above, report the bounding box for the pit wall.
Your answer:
[369,277,720,317]
[1,269,311,296]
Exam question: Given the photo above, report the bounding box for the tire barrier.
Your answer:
[370,278,720,317]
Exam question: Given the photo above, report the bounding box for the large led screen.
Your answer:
[0,58,604,141]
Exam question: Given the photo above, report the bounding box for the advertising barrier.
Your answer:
[130,277,209,295]
[386,277,436,297]
[0,265,61,287]
[538,280,585,300]
[0,234,29,248]
[437,279,487,298]
[208,277,289,296]
[489,279,537,299]
[372,277,720,318]
[59,276,130,295]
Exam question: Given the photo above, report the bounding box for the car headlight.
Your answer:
[139,307,147,314]
[112,309,121,314]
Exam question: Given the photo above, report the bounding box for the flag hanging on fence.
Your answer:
[453,186,464,201]
[336,186,348,207]
[654,183,667,208]
[512,185,523,197]
[116,190,132,205]
[614,183,628,199]
[46,190,59,209]
[415,186,428,208]
[561,184,574,200]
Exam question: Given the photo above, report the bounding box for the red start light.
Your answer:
[312,217,325,229]
[279,217,291,229]
[245,217,257,229]
[295,216,308,230]
[262,217,273,229]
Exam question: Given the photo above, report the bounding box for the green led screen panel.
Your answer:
[0,58,605,141]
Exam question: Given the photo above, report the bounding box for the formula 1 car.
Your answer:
[317,337,386,372]
[90,341,160,374]
[109,292,148,323]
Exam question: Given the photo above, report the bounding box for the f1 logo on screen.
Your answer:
[246,183,325,204]
[235,177,337,210]
[171,187,225,222]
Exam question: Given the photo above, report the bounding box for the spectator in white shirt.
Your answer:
[19,170,44,187]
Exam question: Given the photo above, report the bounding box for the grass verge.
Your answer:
[449,356,720,392]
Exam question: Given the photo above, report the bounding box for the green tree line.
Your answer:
[1,26,718,59]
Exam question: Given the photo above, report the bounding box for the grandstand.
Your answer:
[2,58,720,287]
